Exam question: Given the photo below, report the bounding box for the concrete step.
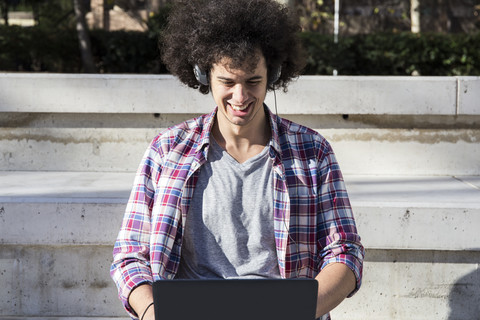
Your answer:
[1,171,479,319]
[1,74,479,176]
[3,244,479,320]
[1,171,479,250]
[1,74,479,319]
[0,244,128,318]
[1,127,479,175]
[0,318,129,320]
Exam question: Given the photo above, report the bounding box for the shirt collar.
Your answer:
[195,107,217,157]
[196,105,283,162]
[265,105,283,163]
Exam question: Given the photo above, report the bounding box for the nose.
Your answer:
[231,84,249,104]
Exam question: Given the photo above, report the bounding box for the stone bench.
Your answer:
[1,73,478,115]
[2,171,479,251]
[1,171,479,319]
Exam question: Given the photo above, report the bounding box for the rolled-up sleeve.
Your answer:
[110,144,161,318]
[317,148,365,296]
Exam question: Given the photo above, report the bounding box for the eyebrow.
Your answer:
[216,75,263,81]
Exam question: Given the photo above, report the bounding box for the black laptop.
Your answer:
[153,278,318,320]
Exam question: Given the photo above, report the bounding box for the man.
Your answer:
[110,1,364,319]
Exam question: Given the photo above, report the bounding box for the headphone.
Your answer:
[193,65,209,86]
[193,64,282,86]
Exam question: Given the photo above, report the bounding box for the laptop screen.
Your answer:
[153,278,318,320]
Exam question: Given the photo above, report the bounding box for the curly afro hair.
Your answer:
[161,0,306,94]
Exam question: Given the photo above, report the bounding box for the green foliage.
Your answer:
[299,32,480,76]
[146,3,172,40]
[295,0,334,32]
[91,29,165,74]
[1,24,479,75]
[0,25,80,71]
[0,25,164,73]
[33,0,73,28]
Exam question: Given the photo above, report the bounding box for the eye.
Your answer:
[247,80,262,86]
[220,80,235,87]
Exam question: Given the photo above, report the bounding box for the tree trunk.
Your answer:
[103,0,110,30]
[445,0,462,33]
[73,0,96,73]
[410,0,421,33]
[1,0,9,26]
[437,0,450,32]
[32,1,40,24]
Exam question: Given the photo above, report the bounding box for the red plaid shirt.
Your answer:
[111,106,364,318]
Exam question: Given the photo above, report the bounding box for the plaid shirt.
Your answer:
[111,106,364,318]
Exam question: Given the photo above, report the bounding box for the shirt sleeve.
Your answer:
[316,145,365,297]
[110,143,162,318]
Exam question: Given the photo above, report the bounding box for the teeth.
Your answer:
[231,104,248,111]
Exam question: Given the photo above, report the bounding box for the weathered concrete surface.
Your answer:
[280,76,460,115]
[1,172,479,251]
[2,245,479,320]
[2,112,479,130]
[0,128,154,172]
[1,74,479,320]
[458,77,480,115]
[1,127,479,175]
[0,171,132,204]
[328,128,480,175]
[331,250,480,320]
[0,74,211,114]
[0,202,126,245]
[2,74,479,115]
[0,245,125,317]
[1,170,479,319]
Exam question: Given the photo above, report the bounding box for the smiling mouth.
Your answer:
[231,105,248,111]
[229,102,252,112]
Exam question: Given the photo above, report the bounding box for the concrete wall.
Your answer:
[1,74,479,320]
[2,74,478,115]
[1,74,479,175]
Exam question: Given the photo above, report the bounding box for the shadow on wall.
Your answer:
[448,267,480,320]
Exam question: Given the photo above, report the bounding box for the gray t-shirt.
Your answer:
[176,138,281,279]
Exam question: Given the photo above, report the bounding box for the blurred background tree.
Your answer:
[291,0,480,34]
[0,0,479,74]
[73,0,96,72]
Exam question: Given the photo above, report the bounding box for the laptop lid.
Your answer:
[153,278,318,320]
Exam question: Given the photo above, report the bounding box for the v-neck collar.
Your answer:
[209,135,270,167]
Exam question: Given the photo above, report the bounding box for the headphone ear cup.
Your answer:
[268,66,282,86]
[194,65,209,86]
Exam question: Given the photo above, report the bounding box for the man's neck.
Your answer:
[212,113,271,163]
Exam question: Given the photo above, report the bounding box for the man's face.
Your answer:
[210,54,268,129]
